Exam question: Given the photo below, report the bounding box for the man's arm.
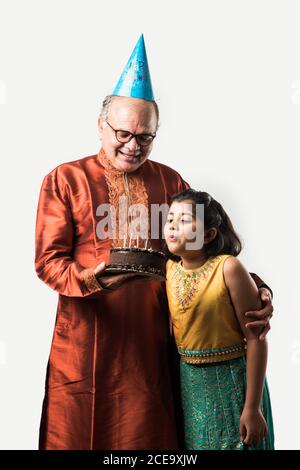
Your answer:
[247,272,274,340]
[250,272,273,299]
[35,168,103,297]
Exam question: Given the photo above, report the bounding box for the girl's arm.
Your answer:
[223,256,268,447]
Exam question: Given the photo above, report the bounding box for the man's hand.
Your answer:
[94,261,107,277]
[94,261,149,291]
[245,288,273,341]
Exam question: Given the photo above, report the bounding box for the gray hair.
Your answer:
[99,95,160,130]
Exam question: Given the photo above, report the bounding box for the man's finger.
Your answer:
[246,320,269,329]
[259,323,271,341]
[245,305,273,319]
[261,292,271,302]
[259,286,271,297]
[103,272,149,290]
[246,319,270,328]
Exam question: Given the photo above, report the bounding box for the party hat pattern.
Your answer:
[112,34,154,101]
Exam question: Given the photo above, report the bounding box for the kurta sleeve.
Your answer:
[35,168,102,297]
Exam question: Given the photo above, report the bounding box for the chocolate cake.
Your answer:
[100,247,166,281]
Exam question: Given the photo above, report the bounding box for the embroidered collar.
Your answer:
[97,147,149,247]
[172,256,221,311]
[97,147,145,177]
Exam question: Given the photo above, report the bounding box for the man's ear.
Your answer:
[98,117,104,139]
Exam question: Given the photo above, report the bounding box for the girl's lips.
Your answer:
[167,236,179,242]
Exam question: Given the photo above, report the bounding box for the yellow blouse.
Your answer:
[166,254,246,364]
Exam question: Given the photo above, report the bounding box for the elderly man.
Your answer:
[35,35,273,450]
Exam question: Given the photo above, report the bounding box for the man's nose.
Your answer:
[124,136,140,152]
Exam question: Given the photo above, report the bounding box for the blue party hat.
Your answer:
[112,34,154,101]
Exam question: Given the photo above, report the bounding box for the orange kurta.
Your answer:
[35,148,189,450]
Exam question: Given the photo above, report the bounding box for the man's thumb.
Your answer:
[94,261,106,275]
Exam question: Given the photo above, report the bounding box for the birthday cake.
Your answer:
[100,247,166,281]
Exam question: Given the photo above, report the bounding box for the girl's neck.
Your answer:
[181,252,209,270]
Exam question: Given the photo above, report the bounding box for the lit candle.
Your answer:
[123,234,126,248]
[137,237,139,249]
[129,233,132,247]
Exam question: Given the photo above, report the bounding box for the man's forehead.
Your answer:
[109,97,156,128]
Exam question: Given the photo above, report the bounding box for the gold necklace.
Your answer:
[172,256,221,310]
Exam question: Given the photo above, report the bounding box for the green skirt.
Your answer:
[180,356,274,450]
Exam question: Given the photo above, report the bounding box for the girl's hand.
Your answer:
[240,408,268,447]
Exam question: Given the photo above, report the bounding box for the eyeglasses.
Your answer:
[105,120,156,147]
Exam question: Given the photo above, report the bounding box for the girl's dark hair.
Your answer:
[169,189,242,258]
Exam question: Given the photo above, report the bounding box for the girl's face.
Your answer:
[164,200,202,256]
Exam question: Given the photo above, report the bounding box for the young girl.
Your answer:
[164,189,274,450]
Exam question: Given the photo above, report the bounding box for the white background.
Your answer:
[0,0,299,450]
